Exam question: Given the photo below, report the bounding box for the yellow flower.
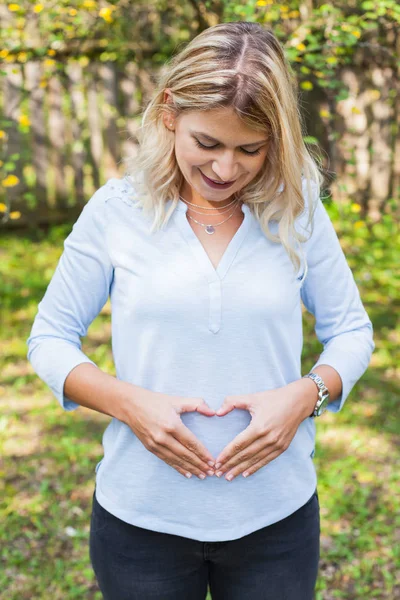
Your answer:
[8,4,20,11]
[0,130,6,139]
[256,0,268,5]
[2,175,20,187]
[351,203,361,213]
[44,59,56,67]
[319,109,331,118]
[296,43,306,51]
[315,71,325,78]
[47,49,56,56]
[288,10,300,18]
[79,56,90,67]
[99,7,114,22]
[19,115,30,126]
[10,211,21,219]
[354,221,364,229]
[326,56,337,64]
[33,3,43,12]
[0,203,7,212]
[280,5,289,11]
[83,0,96,7]
[69,8,77,16]
[300,81,313,91]
[352,30,361,38]
[17,52,28,62]
[0,49,9,58]
[351,106,361,114]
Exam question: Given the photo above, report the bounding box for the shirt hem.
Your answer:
[94,480,318,543]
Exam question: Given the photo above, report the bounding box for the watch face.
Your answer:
[317,395,330,416]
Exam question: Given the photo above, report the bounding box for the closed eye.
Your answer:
[194,139,262,156]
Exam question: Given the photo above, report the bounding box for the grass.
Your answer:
[0,200,399,599]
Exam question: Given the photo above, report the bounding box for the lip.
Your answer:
[200,170,236,189]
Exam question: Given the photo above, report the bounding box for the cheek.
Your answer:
[174,138,202,164]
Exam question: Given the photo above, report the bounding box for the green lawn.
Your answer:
[0,201,399,599]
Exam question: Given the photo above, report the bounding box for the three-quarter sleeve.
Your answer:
[299,189,375,413]
[26,184,114,411]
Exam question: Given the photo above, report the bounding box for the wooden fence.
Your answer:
[1,54,399,228]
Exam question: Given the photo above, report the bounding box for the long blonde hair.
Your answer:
[123,21,324,275]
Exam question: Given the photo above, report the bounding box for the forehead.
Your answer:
[180,107,266,142]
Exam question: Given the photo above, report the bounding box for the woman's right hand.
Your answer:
[124,387,217,479]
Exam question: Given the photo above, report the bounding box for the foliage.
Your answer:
[0,199,398,598]
[0,0,399,218]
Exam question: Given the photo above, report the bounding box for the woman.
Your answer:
[27,22,374,600]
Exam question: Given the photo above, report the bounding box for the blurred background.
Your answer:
[0,1,399,598]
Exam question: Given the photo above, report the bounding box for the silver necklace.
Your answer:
[180,200,242,234]
[181,196,239,210]
[183,201,239,218]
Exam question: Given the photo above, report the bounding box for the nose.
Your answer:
[211,152,241,182]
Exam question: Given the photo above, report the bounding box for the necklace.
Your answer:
[181,196,239,210]
[179,198,242,235]
[178,195,244,235]
[183,201,238,217]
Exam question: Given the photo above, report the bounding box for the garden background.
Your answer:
[0,0,399,598]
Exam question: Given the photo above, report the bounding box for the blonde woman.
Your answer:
[27,21,374,600]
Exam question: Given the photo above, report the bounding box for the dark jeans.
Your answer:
[89,487,320,600]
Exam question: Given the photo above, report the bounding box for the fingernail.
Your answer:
[208,461,215,467]
[207,470,215,476]
[216,471,223,477]
[198,473,206,480]
[185,472,192,478]
[226,474,233,481]
[215,462,222,469]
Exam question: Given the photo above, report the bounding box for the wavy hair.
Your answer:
[123,21,324,275]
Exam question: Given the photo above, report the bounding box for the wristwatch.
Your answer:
[302,372,330,417]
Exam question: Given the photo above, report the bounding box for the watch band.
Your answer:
[302,372,330,417]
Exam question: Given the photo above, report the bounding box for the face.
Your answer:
[163,91,269,207]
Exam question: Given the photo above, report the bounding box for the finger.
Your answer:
[215,437,266,475]
[164,432,216,474]
[240,448,283,478]
[216,394,251,417]
[173,421,217,468]
[177,397,216,418]
[154,444,211,480]
[214,424,262,468]
[223,448,282,481]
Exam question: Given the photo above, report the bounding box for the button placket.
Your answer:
[172,200,253,335]
[208,279,222,333]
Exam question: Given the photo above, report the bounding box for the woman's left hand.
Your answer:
[213,385,308,481]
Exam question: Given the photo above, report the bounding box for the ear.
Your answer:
[163,88,175,130]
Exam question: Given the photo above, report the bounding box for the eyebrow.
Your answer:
[190,130,268,148]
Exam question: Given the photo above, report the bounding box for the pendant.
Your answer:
[205,225,215,235]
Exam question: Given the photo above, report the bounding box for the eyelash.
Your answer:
[194,139,262,156]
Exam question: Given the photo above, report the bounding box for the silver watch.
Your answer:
[302,372,330,417]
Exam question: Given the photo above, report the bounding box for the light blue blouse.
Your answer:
[26,175,374,542]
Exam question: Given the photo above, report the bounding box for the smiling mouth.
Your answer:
[200,171,236,185]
